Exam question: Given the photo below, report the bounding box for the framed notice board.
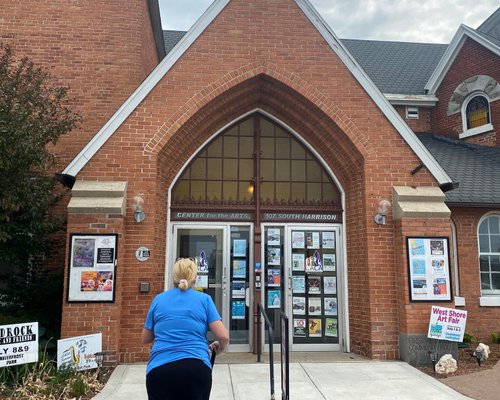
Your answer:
[67,234,118,302]
[406,237,452,302]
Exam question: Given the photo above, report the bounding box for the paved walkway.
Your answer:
[92,360,473,400]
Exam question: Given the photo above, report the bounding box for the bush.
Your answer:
[491,332,500,344]
[463,332,474,343]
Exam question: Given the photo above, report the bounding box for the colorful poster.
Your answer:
[324,297,337,315]
[292,297,306,315]
[232,300,245,320]
[308,319,322,337]
[321,232,335,249]
[57,333,102,371]
[325,318,338,337]
[307,276,321,294]
[232,280,246,298]
[96,271,113,292]
[267,290,281,308]
[267,268,281,287]
[267,247,281,265]
[292,253,305,271]
[293,319,307,337]
[80,271,99,291]
[233,240,247,257]
[72,239,96,268]
[305,250,323,272]
[233,260,247,278]
[427,306,467,342]
[196,250,209,273]
[308,297,322,315]
[407,237,451,301]
[292,231,305,249]
[292,275,305,293]
[323,276,337,294]
[267,228,281,246]
[323,254,336,271]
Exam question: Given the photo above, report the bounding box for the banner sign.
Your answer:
[0,322,38,368]
[57,333,102,371]
[263,213,340,222]
[67,234,118,302]
[172,211,253,221]
[428,306,467,342]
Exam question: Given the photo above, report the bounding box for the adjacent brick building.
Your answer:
[2,0,498,366]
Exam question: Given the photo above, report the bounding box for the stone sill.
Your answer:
[479,296,500,307]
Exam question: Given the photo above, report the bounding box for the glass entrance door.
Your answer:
[173,224,252,352]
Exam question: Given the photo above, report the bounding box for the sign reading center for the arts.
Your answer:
[0,322,38,368]
[427,306,467,342]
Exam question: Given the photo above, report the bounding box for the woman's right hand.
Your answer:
[209,341,220,354]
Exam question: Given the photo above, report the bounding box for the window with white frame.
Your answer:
[461,93,492,138]
[478,214,500,295]
[405,106,419,119]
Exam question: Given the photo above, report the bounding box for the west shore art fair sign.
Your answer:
[428,306,468,342]
[0,322,38,368]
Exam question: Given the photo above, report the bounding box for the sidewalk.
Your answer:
[92,360,473,400]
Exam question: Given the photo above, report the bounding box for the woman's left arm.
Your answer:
[142,328,154,344]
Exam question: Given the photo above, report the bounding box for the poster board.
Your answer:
[57,333,102,371]
[67,234,118,302]
[428,306,467,342]
[0,322,38,368]
[407,237,452,302]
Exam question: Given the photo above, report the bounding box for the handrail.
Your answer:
[257,303,275,400]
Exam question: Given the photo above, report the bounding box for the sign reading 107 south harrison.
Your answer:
[0,322,38,368]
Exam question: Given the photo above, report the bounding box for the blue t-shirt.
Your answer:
[144,288,221,374]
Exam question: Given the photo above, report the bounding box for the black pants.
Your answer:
[146,358,212,400]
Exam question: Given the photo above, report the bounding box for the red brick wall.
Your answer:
[0,0,160,168]
[452,208,500,339]
[68,0,443,361]
[431,38,499,146]
[394,106,432,132]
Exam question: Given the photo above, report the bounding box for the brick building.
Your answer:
[1,0,498,366]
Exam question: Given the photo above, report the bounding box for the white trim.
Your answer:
[385,93,438,107]
[454,296,466,306]
[450,220,460,296]
[460,92,493,138]
[425,25,500,94]
[477,212,500,297]
[405,107,419,120]
[479,296,500,307]
[63,0,452,185]
[62,0,231,177]
[459,123,494,139]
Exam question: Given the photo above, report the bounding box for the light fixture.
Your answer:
[132,196,145,222]
[374,199,391,225]
[427,350,439,372]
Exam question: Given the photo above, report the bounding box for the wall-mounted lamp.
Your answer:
[132,195,145,222]
[374,199,391,225]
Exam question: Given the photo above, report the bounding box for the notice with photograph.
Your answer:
[292,231,305,249]
[325,318,338,337]
[233,240,247,257]
[267,290,281,308]
[308,297,322,315]
[267,247,281,265]
[321,231,335,249]
[292,275,305,293]
[323,254,336,271]
[307,276,321,294]
[233,260,247,278]
[324,297,337,315]
[267,228,281,246]
[293,318,307,337]
[308,319,322,337]
[323,276,337,294]
[306,232,320,248]
[292,253,305,271]
[292,297,306,315]
[267,268,281,287]
[407,237,451,301]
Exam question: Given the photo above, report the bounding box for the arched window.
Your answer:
[478,214,500,295]
[461,94,492,138]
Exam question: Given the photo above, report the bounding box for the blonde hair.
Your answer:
[172,258,197,290]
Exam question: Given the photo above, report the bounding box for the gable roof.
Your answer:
[417,133,500,206]
[163,30,187,54]
[425,24,500,94]
[477,6,500,46]
[63,0,452,185]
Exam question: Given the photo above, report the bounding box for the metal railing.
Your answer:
[257,303,275,399]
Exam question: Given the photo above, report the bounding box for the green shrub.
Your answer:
[463,332,474,343]
[491,332,500,344]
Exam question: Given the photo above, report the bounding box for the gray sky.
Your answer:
[158,0,498,43]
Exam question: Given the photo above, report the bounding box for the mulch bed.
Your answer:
[418,342,500,378]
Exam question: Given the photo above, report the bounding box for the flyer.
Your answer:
[232,300,245,320]
[408,238,425,256]
[308,297,322,315]
[72,238,96,268]
[430,239,445,255]
[292,297,306,315]
[321,231,335,249]
[267,228,281,246]
[427,306,467,342]
[292,275,305,293]
[232,280,246,298]
[323,254,336,271]
[233,260,247,278]
[324,297,337,315]
[292,253,305,271]
[325,318,338,337]
[323,276,337,294]
[195,274,208,289]
[233,240,247,257]
[267,268,281,287]
[306,232,320,248]
[196,250,209,273]
[267,290,281,308]
[305,250,323,272]
[293,318,307,337]
[292,231,305,248]
[307,276,321,294]
[267,247,281,265]
[412,259,426,275]
[308,318,322,337]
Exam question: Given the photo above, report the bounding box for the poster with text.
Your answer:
[293,318,307,337]
[0,322,38,368]
[321,232,335,249]
[267,247,281,265]
[292,231,305,248]
[267,268,281,287]
[292,253,305,271]
[292,275,305,293]
[427,306,467,342]
[407,237,451,302]
[57,333,102,371]
[232,300,246,320]
[68,234,117,302]
[292,297,306,315]
[233,260,247,278]
[267,290,281,308]
[233,240,247,257]
[267,228,281,246]
[325,318,338,337]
